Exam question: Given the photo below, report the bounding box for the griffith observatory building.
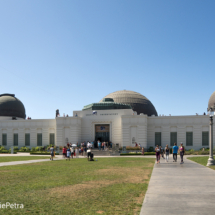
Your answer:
[0,90,215,150]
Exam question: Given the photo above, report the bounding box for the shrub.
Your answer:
[30,152,59,155]
[0,146,6,152]
[126,146,141,150]
[31,147,36,152]
[19,146,30,152]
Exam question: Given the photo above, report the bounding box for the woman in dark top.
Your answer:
[165,145,170,162]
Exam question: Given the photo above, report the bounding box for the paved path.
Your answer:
[0,158,63,167]
[140,155,215,215]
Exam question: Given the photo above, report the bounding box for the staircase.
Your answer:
[91,149,120,156]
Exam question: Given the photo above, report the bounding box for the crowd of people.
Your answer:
[155,142,185,164]
[62,141,95,161]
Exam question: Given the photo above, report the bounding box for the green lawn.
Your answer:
[188,156,215,170]
[0,157,154,215]
[0,156,50,163]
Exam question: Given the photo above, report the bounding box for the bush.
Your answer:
[120,152,156,156]
[0,150,10,153]
[147,147,154,152]
[0,146,6,152]
[125,146,141,150]
[19,146,30,152]
[31,147,36,152]
[30,152,59,155]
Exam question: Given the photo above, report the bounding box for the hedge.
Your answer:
[120,152,156,156]
[0,150,17,154]
[30,152,59,155]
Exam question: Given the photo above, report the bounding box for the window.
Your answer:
[155,132,161,146]
[202,132,209,146]
[25,134,30,146]
[37,133,42,146]
[170,132,177,146]
[2,134,7,146]
[186,132,193,146]
[14,134,18,146]
[49,133,55,145]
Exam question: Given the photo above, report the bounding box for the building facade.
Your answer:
[0,91,214,150]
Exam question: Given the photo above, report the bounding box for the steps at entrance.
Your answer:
[91,149,110,156]
[91,149,120,156]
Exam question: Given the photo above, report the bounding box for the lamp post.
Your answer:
[207,108,215,166]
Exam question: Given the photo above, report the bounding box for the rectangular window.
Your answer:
[37,133,42,146]
[202,132,209,146]
[155,132,161,146]
[49,133,55,145]
[186,132,193,146]
[25,133,30,146]
[170,132,177,146]
[13,134,18,146]
[2,134,7,146]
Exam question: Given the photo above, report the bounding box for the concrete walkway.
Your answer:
[0,158,64,167]
[140,155,215,215]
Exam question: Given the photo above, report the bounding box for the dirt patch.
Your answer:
[96,211,104,214]
[47,167,151,200]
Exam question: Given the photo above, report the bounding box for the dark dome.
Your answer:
[208,91,215,111]
[0,94,26,119]
[99,90,158,116]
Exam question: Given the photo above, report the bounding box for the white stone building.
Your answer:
[0,90,214,150]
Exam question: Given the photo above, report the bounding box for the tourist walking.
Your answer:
[172,143,178,162]
[98,141,101,151]
[142,147,144,155]
[70,146,74,159]
[155,145,160,164]
[62,146,67,158]
[179,143,185,164]
[75,147,79,158]
[165,145,170,162]
[160,146,165,159]
[50,145,54,161]
[66,147,71,161]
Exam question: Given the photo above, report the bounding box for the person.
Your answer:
[84,146,87,157]
[87,148,92,161]
[141,147,144,155]
[179,143,185,164]
[81,147,84,156]
[70,146,74,159]
[98,140,101,151]
[172,143,179,162]
[50,145,54,161]
[62,146,67,158]
[91,141,94,149]
[87,141,91,149]
[66,147,71,161]
[155,145,160,164]
[102,142,104,150]
[165,145,170,162]
[75,147,79,158]
[160,146,164,159]
[138,143,141,149]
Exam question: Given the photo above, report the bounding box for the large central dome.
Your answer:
[99,90,158,116]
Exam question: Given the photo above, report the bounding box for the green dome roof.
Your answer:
[0,94,26,119]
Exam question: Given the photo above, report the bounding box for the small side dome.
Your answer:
[208,91,215,111]
[0,94,26,119]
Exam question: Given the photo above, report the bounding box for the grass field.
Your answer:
[0,157,154,215]
[188,156,215,170]
[0,156,50,163]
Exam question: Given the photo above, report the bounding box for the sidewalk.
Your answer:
[140,155,215,215]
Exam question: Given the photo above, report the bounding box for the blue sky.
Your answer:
[0,0,215,119]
